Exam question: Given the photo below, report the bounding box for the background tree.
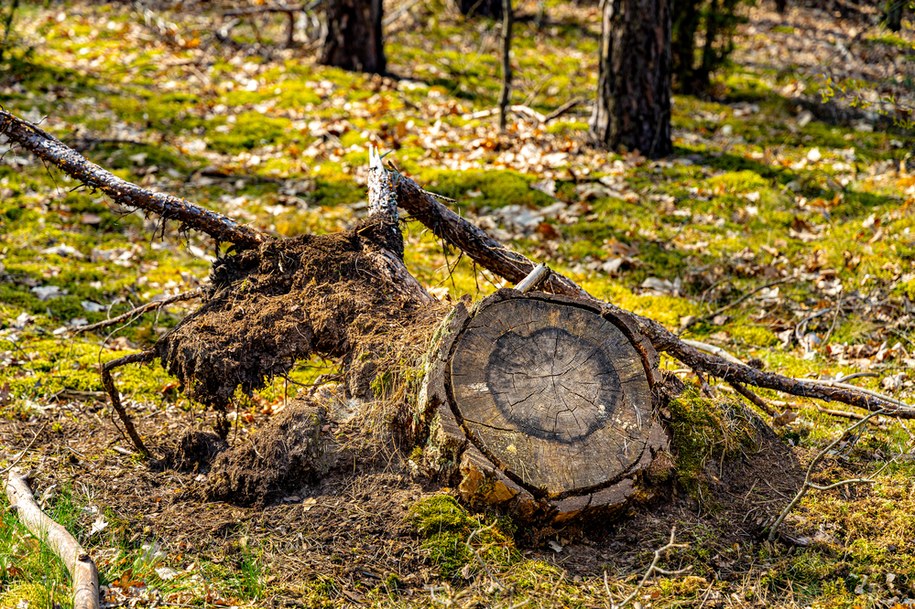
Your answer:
[455,0,504,18]
[590,0,672,158]
[320,0,385,73]
[0,0,19,63]
[883,0,908,31]
[671,0,746,94]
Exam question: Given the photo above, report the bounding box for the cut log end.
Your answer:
[420,290,670,523]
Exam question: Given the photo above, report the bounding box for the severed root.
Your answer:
[6,469,100,609]
[100,350,156,459]
[75,288,204,336]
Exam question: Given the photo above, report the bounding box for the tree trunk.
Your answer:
[455,0,504,18]
[498,0,513,132]
[883,0,904,31]
[590,0,672,159]
[320,0,385,74]
[670,0,702,92]
[776,0,787,14]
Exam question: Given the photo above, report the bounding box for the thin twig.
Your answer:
[610,526,689,609]
[0,423,47,475]
[683,278,788,332]
[767,409,884,541]
[74,288,203,335]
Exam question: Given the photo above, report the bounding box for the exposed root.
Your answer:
[101,349,156,459]
[75,288,204,336]
[154,225,442,410]
[203,399,338,506]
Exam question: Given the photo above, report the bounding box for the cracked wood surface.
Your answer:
[449,293,656,498]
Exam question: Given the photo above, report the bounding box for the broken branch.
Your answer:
[100,350,157,459]
[6,469,100,609]
[0,110,268,249]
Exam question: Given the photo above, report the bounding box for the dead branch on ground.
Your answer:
[0,110,267,249]
[767,409,885,541]
[6,469,100,609]
[393,173,915,419]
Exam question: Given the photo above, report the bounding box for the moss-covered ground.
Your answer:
[1,0,914,607]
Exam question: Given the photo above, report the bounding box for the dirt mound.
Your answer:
[203,400,338,505]
[154,430,228,473]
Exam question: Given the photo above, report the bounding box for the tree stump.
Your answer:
[418,290,670,523]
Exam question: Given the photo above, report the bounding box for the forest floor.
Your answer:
[1,0,915,607]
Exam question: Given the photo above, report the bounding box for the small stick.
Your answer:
[74,288,204,335]
[515,263,549,293]
[6,469,100,609]
[543,97,583,123]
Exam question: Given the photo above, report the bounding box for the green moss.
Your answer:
[705,170,770,194]
[416,169,555,211]
[667,387,758,501]
[407,494,516,579]
[206,111,294,153]
[727,323,779,348]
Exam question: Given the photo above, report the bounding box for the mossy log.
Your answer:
[416,290,670,523]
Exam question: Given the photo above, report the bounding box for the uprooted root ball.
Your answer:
[155,225,444,411]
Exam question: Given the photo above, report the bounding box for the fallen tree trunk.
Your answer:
[1,108,909,524]
[394,174,915,419]
[6,469,100,609]
[416,289,669,521]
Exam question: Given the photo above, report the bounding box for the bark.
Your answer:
[455,0,504,18]
[320,0,386,74]
[417,290,669,522]
[498,0,513,132]
[6,469,100,609]
[590,0,672,158]
[0,111,267,250]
